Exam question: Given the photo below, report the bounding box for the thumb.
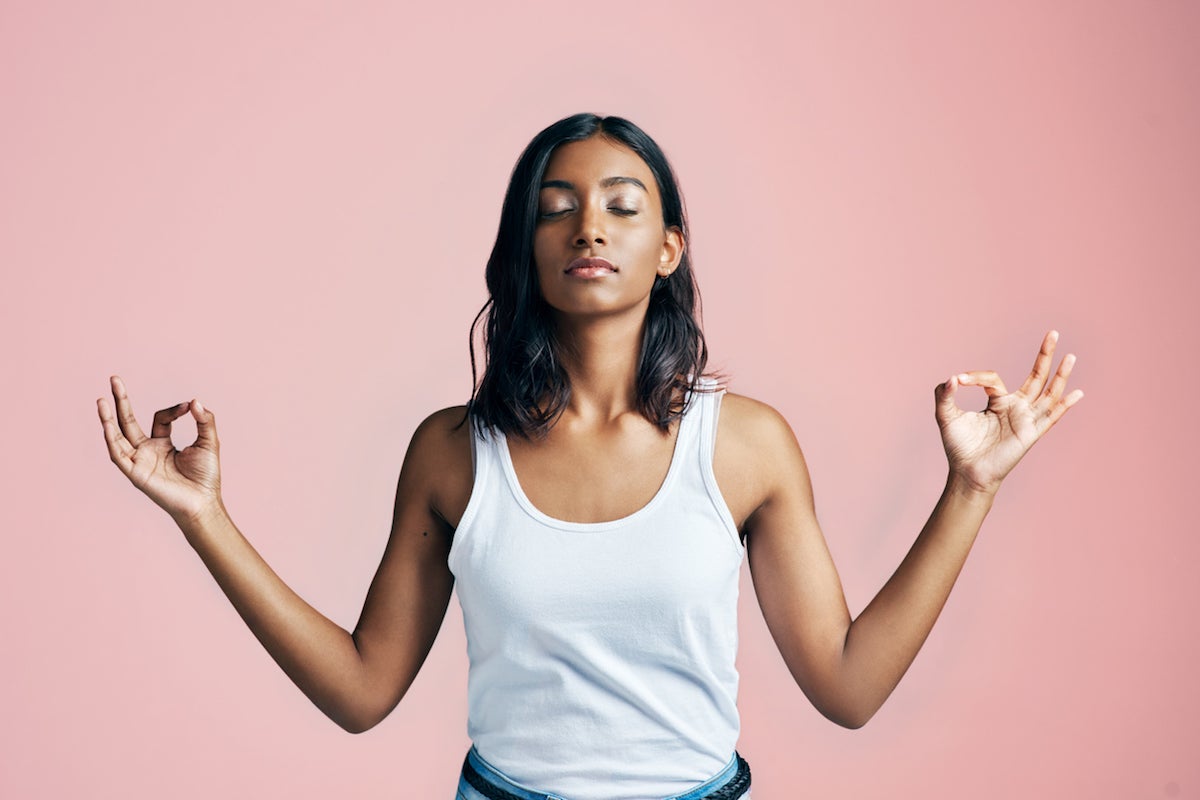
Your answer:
[189,398,220,449]
[934,375,962,427]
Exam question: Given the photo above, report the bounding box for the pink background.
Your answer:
[3,1,1197,797]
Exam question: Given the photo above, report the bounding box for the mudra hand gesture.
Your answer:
[97,376,224,525]
[935,330,1083,495]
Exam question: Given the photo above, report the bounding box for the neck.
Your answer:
[553,311,645,425]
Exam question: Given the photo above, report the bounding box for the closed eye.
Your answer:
[539,208,637,219]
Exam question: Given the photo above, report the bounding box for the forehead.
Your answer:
[542,136,658,198]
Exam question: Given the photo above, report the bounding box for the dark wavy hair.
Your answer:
[462,113,723,440]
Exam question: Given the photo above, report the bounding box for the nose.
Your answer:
[572,202,606,247]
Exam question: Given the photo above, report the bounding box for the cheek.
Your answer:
[532,231,555,274]
[629,228,666,260]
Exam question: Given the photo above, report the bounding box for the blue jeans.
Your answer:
[455,746,752,800]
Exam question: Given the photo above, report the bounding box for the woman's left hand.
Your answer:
[935,330,1084,495]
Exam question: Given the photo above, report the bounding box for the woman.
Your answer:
[97,113,1082,800]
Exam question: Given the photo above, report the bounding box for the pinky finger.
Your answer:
[1040,353,1077,405]
[1043,388,1085,431]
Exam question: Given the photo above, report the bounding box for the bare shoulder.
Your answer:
[713,391,813,533]
[717,391,797,442]
[402,405,475,531]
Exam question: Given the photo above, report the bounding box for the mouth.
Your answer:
[565,257,618,275]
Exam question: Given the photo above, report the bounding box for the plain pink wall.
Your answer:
[3,1,1197,797]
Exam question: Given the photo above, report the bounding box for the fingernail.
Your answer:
[194,399,205,414]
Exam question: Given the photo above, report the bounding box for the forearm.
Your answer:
[176,504,375,733]
[836,474,995,726]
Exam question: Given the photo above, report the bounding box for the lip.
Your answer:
[565,257,618,274]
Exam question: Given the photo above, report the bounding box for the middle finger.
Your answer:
[1039,353,1077,408]
[1017,330,1058,399]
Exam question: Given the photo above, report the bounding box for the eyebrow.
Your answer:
[540,176,648,192]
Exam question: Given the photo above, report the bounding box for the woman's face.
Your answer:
[533,135,683,320]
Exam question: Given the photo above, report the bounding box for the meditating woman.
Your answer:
[98,112,1082,800]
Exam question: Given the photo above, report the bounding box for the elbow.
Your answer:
[803,672,887,729]
[334,685,409,734]
[336,714,373,735]
[335,705,386,735]
[813,693,880,730]
[827,707,874,730]
[321,691,385,734]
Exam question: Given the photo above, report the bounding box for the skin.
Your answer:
[97,134,1083,735]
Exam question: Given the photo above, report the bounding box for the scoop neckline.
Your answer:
[496,392,698,532]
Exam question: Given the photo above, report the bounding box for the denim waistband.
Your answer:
[457,746,751,800]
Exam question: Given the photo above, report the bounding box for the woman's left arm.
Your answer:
[744,331,1083,728]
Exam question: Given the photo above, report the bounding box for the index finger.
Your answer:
[109,375,150,447]
[1017,330,1059,398]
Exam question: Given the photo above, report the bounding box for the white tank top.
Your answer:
[447,378,745,800]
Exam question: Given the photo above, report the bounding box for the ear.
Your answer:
[658,226,685,278]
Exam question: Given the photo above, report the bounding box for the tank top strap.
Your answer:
[693,378,743,555]
[467,417,485,481]
[673,380,706,459]
[694,377,724,467]
[454,418,500,542]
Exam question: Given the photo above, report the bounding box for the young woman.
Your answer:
[97,113,1082,800]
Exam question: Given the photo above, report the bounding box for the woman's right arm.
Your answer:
[98,376,460,733]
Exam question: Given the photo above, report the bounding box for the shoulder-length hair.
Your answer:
[463,112,723,440]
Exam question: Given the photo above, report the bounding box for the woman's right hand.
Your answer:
[98,375,224,526]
